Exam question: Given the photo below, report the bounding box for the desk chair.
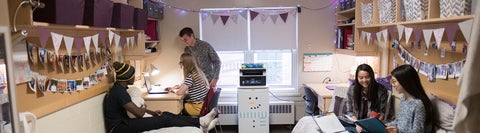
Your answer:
[199,88,222,133]
[303,86,320,115]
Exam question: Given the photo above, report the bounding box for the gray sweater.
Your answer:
[184,39,221,81]
[388,96,432,133]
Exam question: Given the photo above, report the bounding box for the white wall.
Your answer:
[34,94,106,133]
[148,0,357,120]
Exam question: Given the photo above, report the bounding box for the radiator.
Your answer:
[217,101,295,125]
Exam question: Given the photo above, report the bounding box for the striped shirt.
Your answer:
[184,39,221,81]
[183,71,208,102]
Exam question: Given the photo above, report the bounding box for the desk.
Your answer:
[143,92,185,115]
[304,83,350,113]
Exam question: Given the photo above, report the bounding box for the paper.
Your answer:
[313,115,346,133]
[303,53,332,72]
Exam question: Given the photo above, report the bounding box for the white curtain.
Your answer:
[453,2,480,132]
[200,9,248,51]
[250,8,297,50]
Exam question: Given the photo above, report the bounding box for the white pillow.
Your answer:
[127,86,152,118]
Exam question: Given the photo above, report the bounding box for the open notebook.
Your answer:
[145,79,168,94]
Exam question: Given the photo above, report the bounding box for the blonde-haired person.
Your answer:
[167,53,209,116]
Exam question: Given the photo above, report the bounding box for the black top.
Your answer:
[103,82,132,131]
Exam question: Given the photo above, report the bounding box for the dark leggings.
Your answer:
[112,112,200,133]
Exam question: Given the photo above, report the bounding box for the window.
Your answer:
[200,7,298,91]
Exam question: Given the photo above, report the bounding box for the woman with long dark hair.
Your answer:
[343,64,388,133]
[386,64,434,133]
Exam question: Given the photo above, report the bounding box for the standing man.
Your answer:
[179,27,221,88]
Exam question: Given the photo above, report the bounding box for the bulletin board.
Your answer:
[303,53,333,72]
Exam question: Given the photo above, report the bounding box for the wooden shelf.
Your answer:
[357,15,474,29]
[337,8,356,15]
[337,23,355,27]
[17,22,143,37]
[335,48,355,55]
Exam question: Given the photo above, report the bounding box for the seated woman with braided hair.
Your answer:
[103,62,218,133]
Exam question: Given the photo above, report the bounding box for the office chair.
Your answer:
[303,86,320,115]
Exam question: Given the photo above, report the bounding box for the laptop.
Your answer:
[145,78,168,94]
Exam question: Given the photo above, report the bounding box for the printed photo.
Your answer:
[83,76,90,89]
[38,47,47,65]
[90,51,96,66]
[436,65,448,79]
[37,75,47,92]
[419,61,427,75]
[64,55,70,73]
[28,74,37,93]
[27,43,36,63]
[90,74,98,85]
[67,80,76,92]
[56,79,67,93]
[57,54,65,73]
[47,51,56,71]
[85,53,91,69]
[48,79,58,92]
[78,54,85,71]
[71,55,79,72]
[455,61,463,77]
[428,64,437,82]
[76,79,84,91]
[448,63,456,79]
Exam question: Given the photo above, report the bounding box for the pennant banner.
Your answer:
[260,14,268,23]
[388,26,397,40]
[231,14,238,24]
[280,13,288,23]
[458,19,474,43]
[433,28,445,48]
[405,27,413,44]
[413,28,423,45]
[64,36,74,55]
[211,15,220,24]
[376,31,382,45]
[84,36,92,54]
[114,34,121,48]
[382,29,388,44]
[120,37,126,48]
[220,15,229,25]
[74,37,83,54]
[108,30,114,46]
[37,27,51,48]
[270,14,279,24]
[51,32,64,55]
[250,11,259,21]
[240,11,247,20]
[366,32,372,45]
[446,23,459,44]
[422,29,433,49]
[397,25,405,40]
[92,34,99,52]
[99,31,106,47]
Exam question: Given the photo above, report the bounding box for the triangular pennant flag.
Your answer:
[405,27,413,44]
[446,23,459,44]
[260,13,268,23]
[413,28,423,44]
[290,9,297,17]
[231,14,238,24]
[120,37,126,48]
[114,34,121,48]
[382,29,388,44]
[51,32,64,55]
[126,37,130,49]
[388,26,397,40]
[422,29,433,49]
[376,31,382,44]
[211,14,220,24]
[108,30,114,46]
[92,34,99,52]
[74,37,83,54]
[433,28,445,48]
[220,16,229,25]
[84,36,92,54]
[250,10,259,21]
[37,27,50,48]
[64,36,74,56]
[270,14,279,24]
[280,13,288,23]
[397,25,405,40]
[98,31,106,47]
[201,12,209,22]
[366,32,372,45]
[372,32,377,42]
[361,31,366,41]
[135,33,140,47]
[130,37,135,48]
[458,19,474,43]
[240,10,247,20]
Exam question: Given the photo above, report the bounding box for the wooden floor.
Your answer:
[211,125,294,133]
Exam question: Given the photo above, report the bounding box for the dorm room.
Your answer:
[0,0,479,133]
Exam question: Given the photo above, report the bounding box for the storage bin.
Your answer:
[440,0,472,18]
[134,8,148,30]
[404,0,428,21]
[83,0,113,28]
[361,3,373,25]
[144,0,164,20]
[378,0,396,24]
[33,0,85,25]
[111,3,134,29]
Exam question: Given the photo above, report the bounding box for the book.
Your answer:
[313,115,347,133]
[354,117,386,133]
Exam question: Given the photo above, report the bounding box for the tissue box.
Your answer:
[111,3,134,29]
[440,0,472,18]
[378,0,396,24]
[361,3,373,25]
[134,8,148,30]
[33,0,85,25]
[405,0,428,21]
[83,0,113,28]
